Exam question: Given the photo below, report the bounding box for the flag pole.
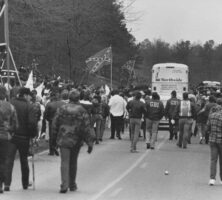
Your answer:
[0,2,5,17]
[4,0,10,96]
[110,45,113,90]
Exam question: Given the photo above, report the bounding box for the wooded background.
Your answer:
[7,0,222,87]
[137,39,222,87]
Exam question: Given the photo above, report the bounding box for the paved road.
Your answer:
[1,129,222,200]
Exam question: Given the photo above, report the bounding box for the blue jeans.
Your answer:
[129,118,141,150]
[178,118,193,148]
[210,142,222,180]
[146,119,159,148]
[92,117,102,142]
[60,144,81,190]
[197,123,206,139]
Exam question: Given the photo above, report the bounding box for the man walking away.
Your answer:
[145,92,164,150]
[91,96,103,144]
[100,95,109,142]
[108,90,126,139]
[5,87,38,191]
[52,89,95,193]
[206,102,222,186]
[200,95,217,144]
[44,91,66,155]
[0,86,18,193]
[165,90,180,140]
[173,92,196,149]
[126,91,146,153]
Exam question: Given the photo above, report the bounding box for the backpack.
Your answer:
[180,100,191,117]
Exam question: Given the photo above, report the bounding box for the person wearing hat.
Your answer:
[5,87,38,191]
[52,89,95,193]
[0,86,18,193]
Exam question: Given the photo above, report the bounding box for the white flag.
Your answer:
[105,84,110,95]
[25,70,34,91]
[35,82,45,97]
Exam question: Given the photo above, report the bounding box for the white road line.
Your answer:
[88,136,167,200]
[110,188,123,197]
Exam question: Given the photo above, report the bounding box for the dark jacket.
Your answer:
[196,101,206,123]
[101,102,109,119]
[31,102,41,122]
[145,99,164,121]
[80,100,93,124]
[203,102,217,120]
[0,100,18,140]
[44,100,66,123]
[91,99,103,122]
[165,97,180,119]
[11,97,37,139]
[126,99,146,119]
[52,102,95,148]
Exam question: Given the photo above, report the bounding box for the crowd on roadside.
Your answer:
[0,80,222,194]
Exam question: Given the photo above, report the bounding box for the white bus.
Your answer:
[151,63,189,129]
[151,63,189,103]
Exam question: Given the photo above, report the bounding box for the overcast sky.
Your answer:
[125,0,222,44]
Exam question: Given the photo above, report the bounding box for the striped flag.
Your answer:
[86,47,112,73]
[121,60,135,73]
[0,0,5,44]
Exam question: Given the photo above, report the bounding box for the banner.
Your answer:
[121,60,135,73]
[0,0,5,44]
[86,47,112,73]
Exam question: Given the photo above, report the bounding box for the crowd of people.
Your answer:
[0,81,222,195]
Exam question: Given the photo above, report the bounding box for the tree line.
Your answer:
[8,0,137,85]
[137,39,222,86]
[7,1,222,87]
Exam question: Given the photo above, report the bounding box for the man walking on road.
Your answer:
[0,86,18,193]
[108,90,126,139]
[52,89,95,193]
[44,91,67,155]
[206,100,222,186]
[145,92,164,150]
[5,87,38,191]
[165,90,180,140]
[126,91,146,153]
[173,92,196,149]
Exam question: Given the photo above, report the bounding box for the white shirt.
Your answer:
[80,100,92,105]
[108,95,126,116]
